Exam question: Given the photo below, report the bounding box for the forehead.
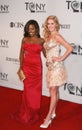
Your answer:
[47,19,54,23]
[29,24,35,28]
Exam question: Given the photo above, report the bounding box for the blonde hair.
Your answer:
[42,15,60,39]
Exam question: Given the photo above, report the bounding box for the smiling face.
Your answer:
[28,24,36,37]
[47,19,57,32]
[24,20,40,38]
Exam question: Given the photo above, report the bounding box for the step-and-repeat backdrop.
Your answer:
[0,0,82,104]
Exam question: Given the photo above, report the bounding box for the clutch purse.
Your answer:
[17,69,26,81]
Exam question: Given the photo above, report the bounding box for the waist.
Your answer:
[46,61,64,67]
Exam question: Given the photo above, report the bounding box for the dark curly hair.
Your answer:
[24,19,40,38]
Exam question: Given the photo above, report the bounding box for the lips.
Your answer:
[29,32,34,35]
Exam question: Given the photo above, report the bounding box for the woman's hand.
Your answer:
[17,68,25,81]
[17,68,22,75]
[52,56,62,62]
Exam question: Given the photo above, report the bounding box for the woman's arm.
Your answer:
[19,38,25,69]
[52,34,73,62]
[41,38,46,57]
[42,46,46,57]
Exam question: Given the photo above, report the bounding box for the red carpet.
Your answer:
[0,86,82,130]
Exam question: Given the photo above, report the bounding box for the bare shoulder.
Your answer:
[55,33,66,43]
[55,33,63,39]
[22,37,26,43]
[22,37,29,44]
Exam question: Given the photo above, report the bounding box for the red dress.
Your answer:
[15,43,43,124]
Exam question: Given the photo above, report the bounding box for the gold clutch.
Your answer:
[17,69,26,81]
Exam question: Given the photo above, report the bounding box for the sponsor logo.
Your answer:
[66,0,82,12]
[10,22,24,28]
[0,4,9,13]
[0,39,9,48]
[60,24,70,29]
[6,57,19,64]
[64,83,82,96]
[25,1,46,13]
[71,43,82,55]
[0,72,8,81]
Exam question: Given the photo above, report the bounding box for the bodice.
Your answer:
[23,43,42,56]
[44,39,61,62]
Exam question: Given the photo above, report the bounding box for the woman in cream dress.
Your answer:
[40,15,73,128]
[45,38,67,87]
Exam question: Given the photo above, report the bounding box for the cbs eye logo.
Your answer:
[66,1,82,12]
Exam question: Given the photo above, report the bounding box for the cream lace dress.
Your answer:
[44,39,67,88]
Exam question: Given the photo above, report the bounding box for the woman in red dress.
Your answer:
[15,20,45,124]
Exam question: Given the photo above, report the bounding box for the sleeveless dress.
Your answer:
[44,39,67,87]
[15,43,43,124]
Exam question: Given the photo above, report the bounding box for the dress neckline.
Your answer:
[24,43,42,46]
